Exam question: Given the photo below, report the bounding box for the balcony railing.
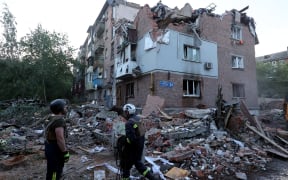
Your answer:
[86,78,104,91]
[116,61,138,79]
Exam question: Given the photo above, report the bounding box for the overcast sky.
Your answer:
[0,0,287,57]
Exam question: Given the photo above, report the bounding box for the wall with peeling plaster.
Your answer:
[136,30,218,77]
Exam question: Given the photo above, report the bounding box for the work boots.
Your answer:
[145,171,161,180]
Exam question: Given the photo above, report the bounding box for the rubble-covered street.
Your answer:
[1,97,288,180]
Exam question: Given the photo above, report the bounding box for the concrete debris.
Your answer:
[0,97,288,179]
[0,155,27,170]
[235,172,247,180]
[142,94,165,117]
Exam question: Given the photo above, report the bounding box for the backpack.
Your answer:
[114,135,127,167]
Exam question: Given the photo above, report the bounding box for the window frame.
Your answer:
[232,83,245,98]
[183,79,201,97]
[183,44,200,62]
[231,25,242,40]
[126,82,134,98]
[232,55,244,69]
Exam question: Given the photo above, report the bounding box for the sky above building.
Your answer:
[0,0,287,57]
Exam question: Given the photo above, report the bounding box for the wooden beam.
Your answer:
[245,123,288,155]
[224,106,233,128]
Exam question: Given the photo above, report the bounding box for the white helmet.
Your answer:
[123,104,136,115]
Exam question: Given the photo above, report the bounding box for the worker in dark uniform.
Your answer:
[120,103,159,180]
[45,99,70,180]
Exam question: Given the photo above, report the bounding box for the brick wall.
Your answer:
[199,13,259,108]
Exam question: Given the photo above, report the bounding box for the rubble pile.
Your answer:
[1,97,288,179]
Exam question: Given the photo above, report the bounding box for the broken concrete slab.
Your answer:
[184,108,213,119]
[142,95,165,117]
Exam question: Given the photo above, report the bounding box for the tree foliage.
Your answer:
[0,3,18,59]
[0,6,75,102]
[256,62,288,98]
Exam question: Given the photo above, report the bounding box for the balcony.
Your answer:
[93,78,104,89]
[95,38,104,49]
[116,61,138,79]
[86,82,94,91]
[87,44,95,59]
[95,21,105,38]
[86,78,104,91]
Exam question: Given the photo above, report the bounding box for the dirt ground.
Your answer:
[1,149,288,180]
[1,108,288,180]
[0,150,117,180]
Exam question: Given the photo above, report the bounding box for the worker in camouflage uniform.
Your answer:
[44,99,69,180]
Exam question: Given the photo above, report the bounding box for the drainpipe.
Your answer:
[149,72,154,95]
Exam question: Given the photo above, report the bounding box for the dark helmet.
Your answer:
[50,99,66,114]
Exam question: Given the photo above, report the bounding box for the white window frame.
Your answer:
[183,80,201,97]
[231,25,242,40]
[183,45,200,62]
[232,55,244,69]
[232,83,245,98]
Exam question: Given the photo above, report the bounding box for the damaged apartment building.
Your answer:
[74,0,140,106]
[74,0,259,110]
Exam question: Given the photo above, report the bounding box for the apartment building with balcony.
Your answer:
[76,1,259,109]
[114,2,259,109]
[74,0,140,106]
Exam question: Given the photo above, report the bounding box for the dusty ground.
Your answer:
[1,107,288,180]
[1,148,288,180]
[0,150,117,180]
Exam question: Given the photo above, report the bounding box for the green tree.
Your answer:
[0,3,19,60]
[256,62,288,98]
[20,25,75,102]
[0,5,75,102]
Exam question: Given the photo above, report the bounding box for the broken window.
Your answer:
[88,57,94,66]
[232,83,245,98]
[183,79,200,97]
[231,25,242,40]
[183,45,200,62]
[232,55,244,69]
[120,49,126,63]
[126,82,134,98]
[131,44,136,61]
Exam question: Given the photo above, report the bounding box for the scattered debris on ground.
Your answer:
[1,96,288,179]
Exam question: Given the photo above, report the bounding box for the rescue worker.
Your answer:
[45,99,70,180]
[120,103,159,180]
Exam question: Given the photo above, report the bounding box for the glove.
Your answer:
[63,151,70,163]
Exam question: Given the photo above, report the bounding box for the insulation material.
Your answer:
[157,30,170,44]
[144,33,157,51]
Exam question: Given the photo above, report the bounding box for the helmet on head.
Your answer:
[50,99,66,114]
[123,104,136,115]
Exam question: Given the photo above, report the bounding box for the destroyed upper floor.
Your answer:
[130,2,259,46]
